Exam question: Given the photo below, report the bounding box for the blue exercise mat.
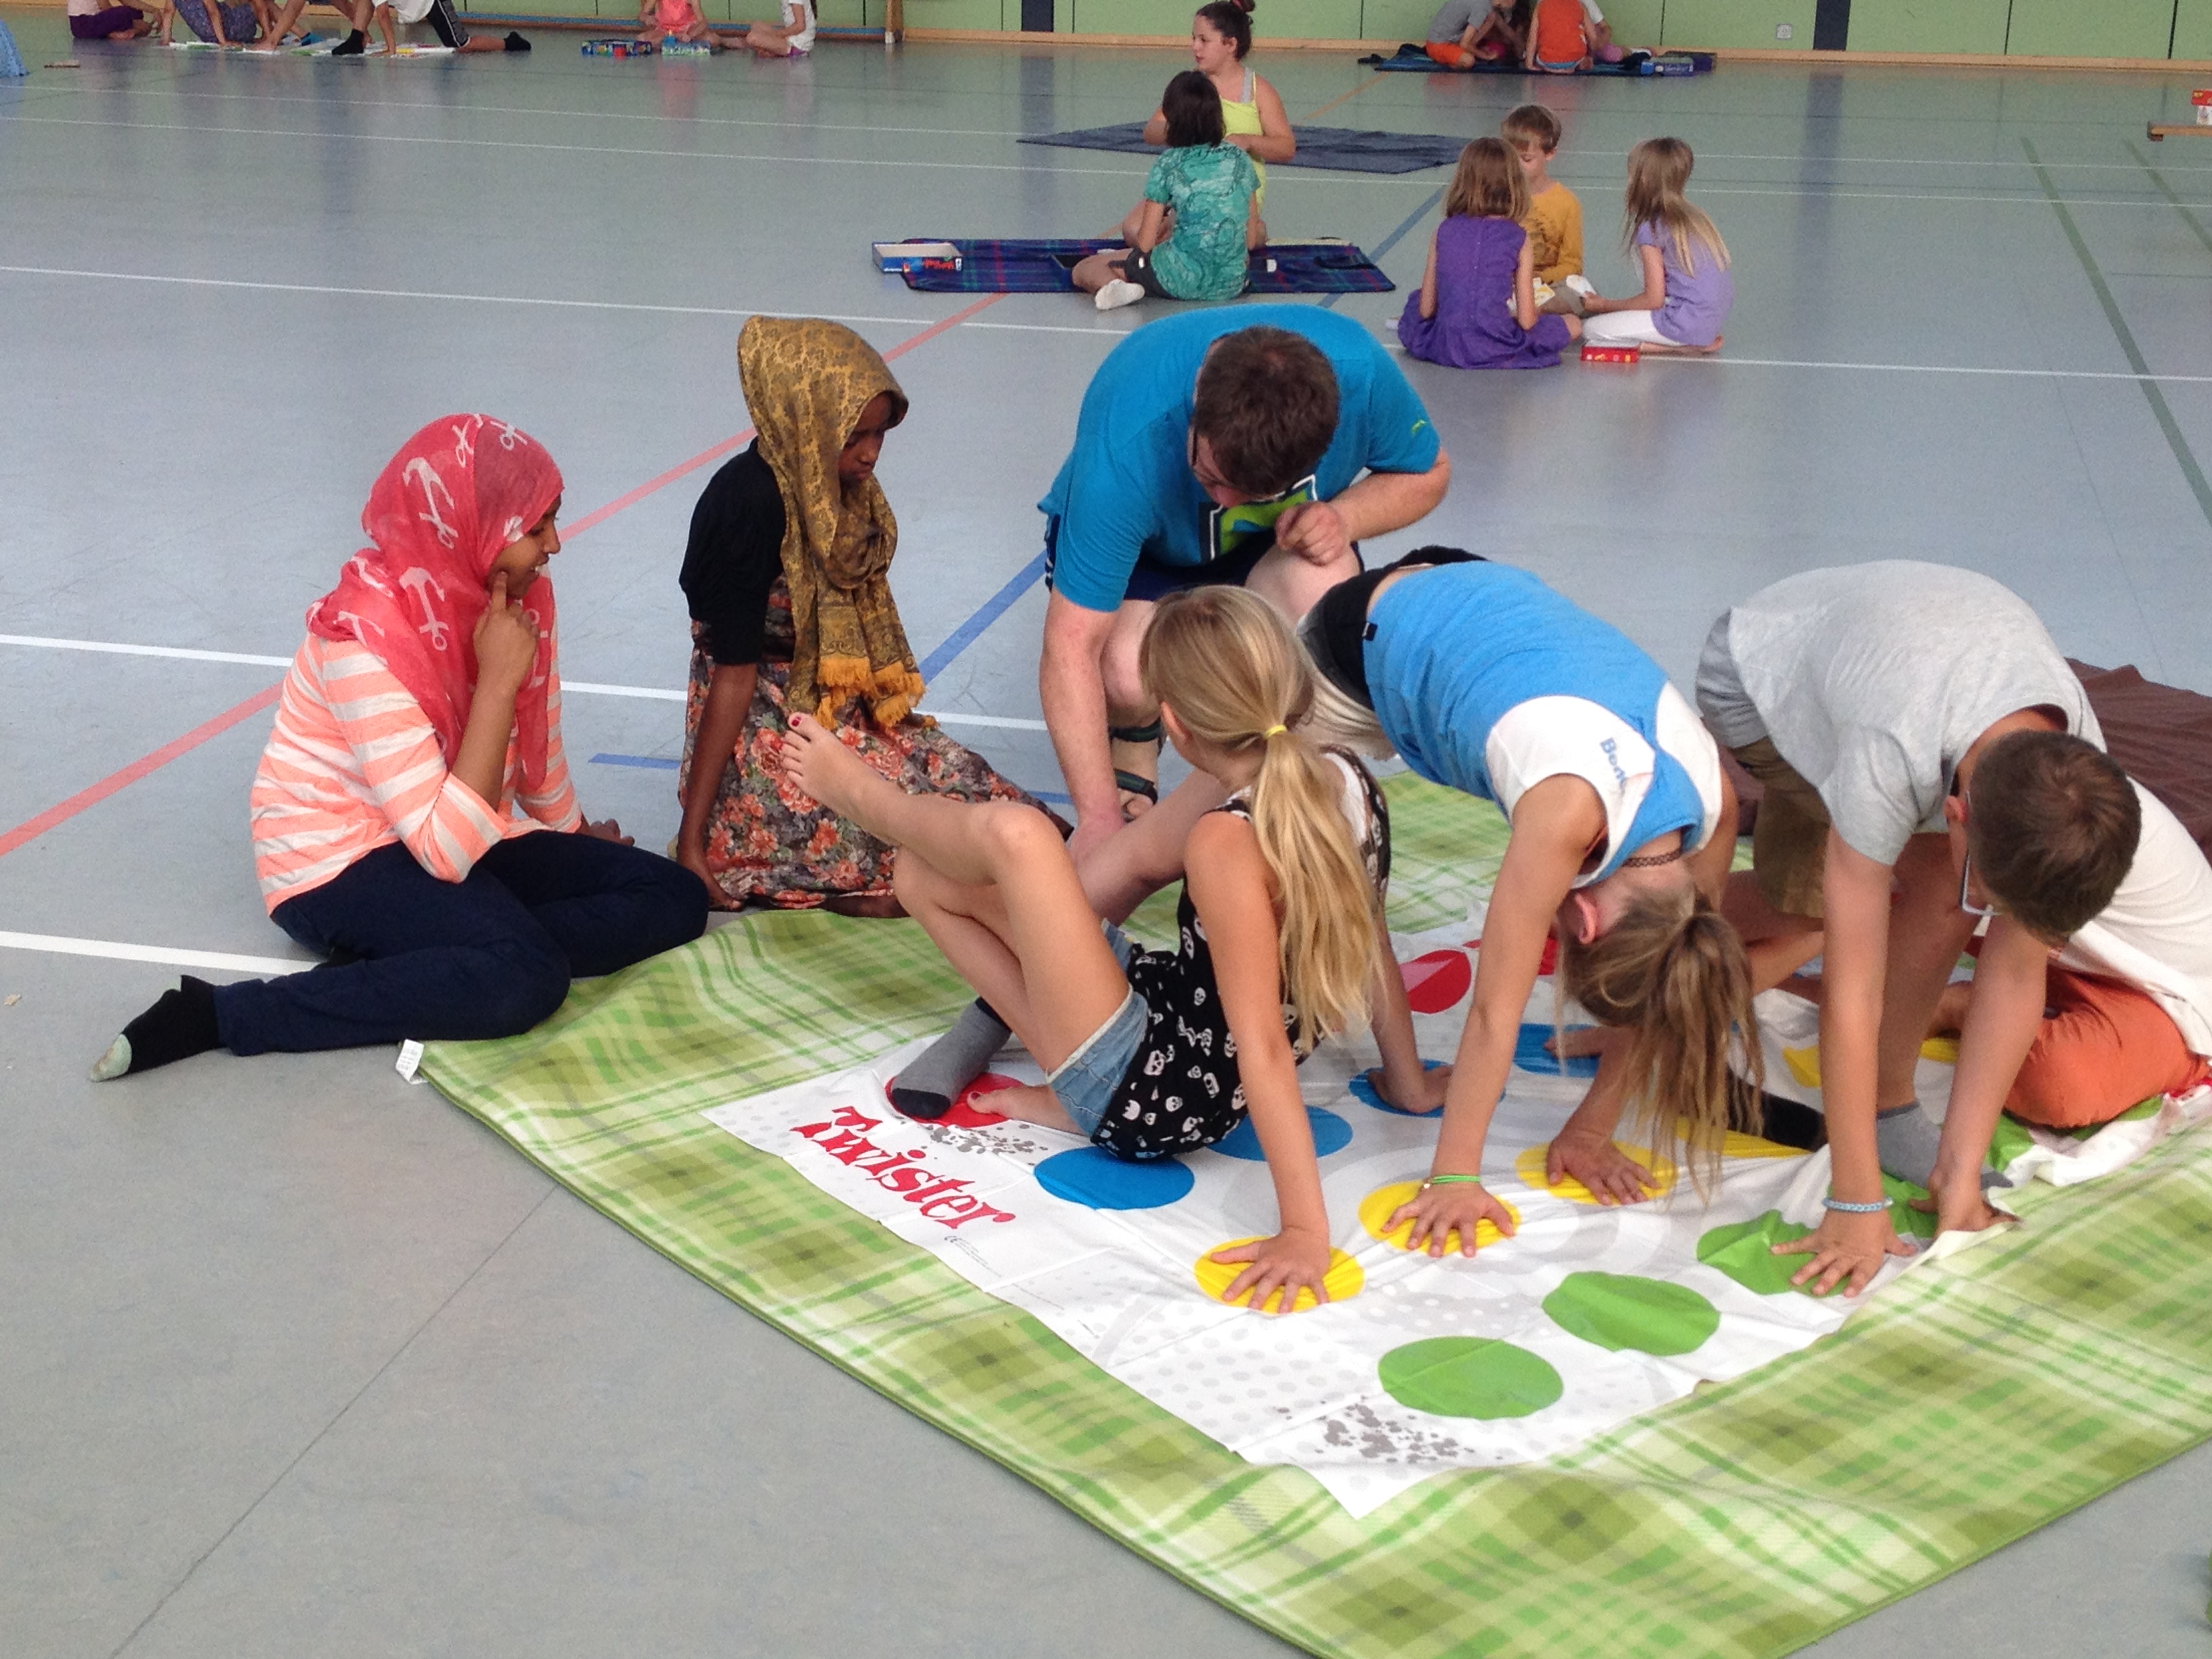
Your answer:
[1019,123,1469,176]
[895,238,1394,295]
[0,20,27,77]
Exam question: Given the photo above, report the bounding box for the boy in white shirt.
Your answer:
[1698,562,2143,1294]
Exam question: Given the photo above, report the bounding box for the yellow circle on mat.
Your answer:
[1193,1240,1366,1312]
[1721,1130,1807,1160]
[1358,1181,1519,1252]
[1514,1141,1678,1204]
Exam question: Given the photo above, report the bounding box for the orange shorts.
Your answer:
[1424,39,1471,66]
[2005,964,2210,1128]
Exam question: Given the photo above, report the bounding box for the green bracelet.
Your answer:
[1421,1174,1485,1189]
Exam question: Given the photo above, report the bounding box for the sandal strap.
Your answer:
[1113,769,1160,804]
[1107,719,1164,745]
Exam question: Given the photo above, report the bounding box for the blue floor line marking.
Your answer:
[1322,186,1444,310]
[918,550,1048,681]
[590,753,680,770]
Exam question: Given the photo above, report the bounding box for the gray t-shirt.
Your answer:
[1427,0,1481,41]
[1696,561,2100,867]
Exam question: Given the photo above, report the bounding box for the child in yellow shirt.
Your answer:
[1502,104,1592,314]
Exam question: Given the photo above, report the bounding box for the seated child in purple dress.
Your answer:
[1581,138,1733,353]
[1398,138,1580,371]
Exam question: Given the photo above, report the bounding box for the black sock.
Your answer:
[504,28,529,49]
[91,976,222,1080]
[331,28,365,52]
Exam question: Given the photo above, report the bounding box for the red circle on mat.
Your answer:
[941,1072,1018,1126]
[1400,949,1472,1014]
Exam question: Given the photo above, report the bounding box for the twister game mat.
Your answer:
[705,922,1899,1517]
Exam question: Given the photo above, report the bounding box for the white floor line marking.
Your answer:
[963,321,1133,337]
[920,711,1050,731]
[0,633,292,668]
[74,91,2212,178]
[0,638,1052,729]
[1368,337,2212,383]
[561,680,683,701]
[157,85,1040,140]
[1570,147,2212,174]
[1647,354,2212,384]
[0,930,306,977]
[0,112,1162,178]
[0,266,933,327]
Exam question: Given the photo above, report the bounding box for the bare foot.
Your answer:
[981,1082,1080,1135]
[775,712,890,827]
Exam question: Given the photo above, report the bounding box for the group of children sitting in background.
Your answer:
[1425,0,1624,73]
[67,0,808,54]
[636,0,812,56]
[68,0,529,53]
[1401,105,1732,369]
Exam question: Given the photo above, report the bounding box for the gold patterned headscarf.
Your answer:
[737,315,924,727]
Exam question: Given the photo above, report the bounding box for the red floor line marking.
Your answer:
[0,296,1008,863]
[0,684,284,861]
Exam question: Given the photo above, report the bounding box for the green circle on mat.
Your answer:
[1378,1338,1563,1420]
[1696,1211,1817,1296]
[1541,1272,1720,1356]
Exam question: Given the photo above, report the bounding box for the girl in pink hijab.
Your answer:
[94,414,706,1080]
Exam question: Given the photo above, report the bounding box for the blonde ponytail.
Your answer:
[1141,588,1380,1053]
[1557,884,1760,1192]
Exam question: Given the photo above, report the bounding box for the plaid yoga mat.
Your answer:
[1021,123,1469,174]
[897,239,1395,295]
[420,774,2212,1659]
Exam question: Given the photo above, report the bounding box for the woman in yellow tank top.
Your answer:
[1125,0,1294,250]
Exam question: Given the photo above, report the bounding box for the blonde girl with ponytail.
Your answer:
[776,586,1427,1315]
[1297,549,1759,1256]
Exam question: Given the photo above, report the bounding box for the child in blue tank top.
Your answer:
[1298,550,1759,1257]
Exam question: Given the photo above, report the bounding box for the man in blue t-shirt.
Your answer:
[1037,306,1449,860]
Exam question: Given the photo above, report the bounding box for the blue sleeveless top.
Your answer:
[1364,562,1713,882]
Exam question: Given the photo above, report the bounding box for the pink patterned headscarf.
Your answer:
[306,414,565,793]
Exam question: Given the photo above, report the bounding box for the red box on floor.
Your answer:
[1580,342,1641,365]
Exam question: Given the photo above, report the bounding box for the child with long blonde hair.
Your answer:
[777,587,1439,1315]
[1582,137,1733,354]
[1296,550,1759,1256]
[1399,137,1580,371]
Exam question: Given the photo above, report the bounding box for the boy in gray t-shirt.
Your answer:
[1696,562,2126,1294]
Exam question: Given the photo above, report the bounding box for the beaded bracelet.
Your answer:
[1420,1174,1485,1191]
[1822,1195,1890,1214]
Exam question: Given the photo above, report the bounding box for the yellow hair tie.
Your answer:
[1262,724,1288,739]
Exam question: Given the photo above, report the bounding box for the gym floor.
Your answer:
[5,14,2211,1654]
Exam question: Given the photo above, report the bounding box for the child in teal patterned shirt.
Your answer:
[1075,71,1260,312]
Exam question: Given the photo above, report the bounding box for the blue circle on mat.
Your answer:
[1348,1059,1447,1118]
[1035,1147,1194,1210]
[1515,1023,1599,1078]
[1214,1106,1353,1162]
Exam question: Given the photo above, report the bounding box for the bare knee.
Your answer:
[974,802,1065,871]
[1101,629,1149,720]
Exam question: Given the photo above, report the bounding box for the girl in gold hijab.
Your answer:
[675,317,1044,914]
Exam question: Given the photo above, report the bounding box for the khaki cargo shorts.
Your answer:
[1731,737,1829,920]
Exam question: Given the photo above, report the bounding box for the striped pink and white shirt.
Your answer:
[249,636,582,912]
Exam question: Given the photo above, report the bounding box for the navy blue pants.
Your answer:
[213,832,708,1055]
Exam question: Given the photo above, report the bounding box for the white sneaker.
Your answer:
[1094,279,1145,312]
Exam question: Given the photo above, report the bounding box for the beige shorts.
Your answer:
[1731,737,1830,920]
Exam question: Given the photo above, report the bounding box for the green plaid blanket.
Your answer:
[421,776,2212,1659]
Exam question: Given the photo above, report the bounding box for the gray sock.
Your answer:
[1874,1100,1944,1189]
[890,999,1008,1120]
